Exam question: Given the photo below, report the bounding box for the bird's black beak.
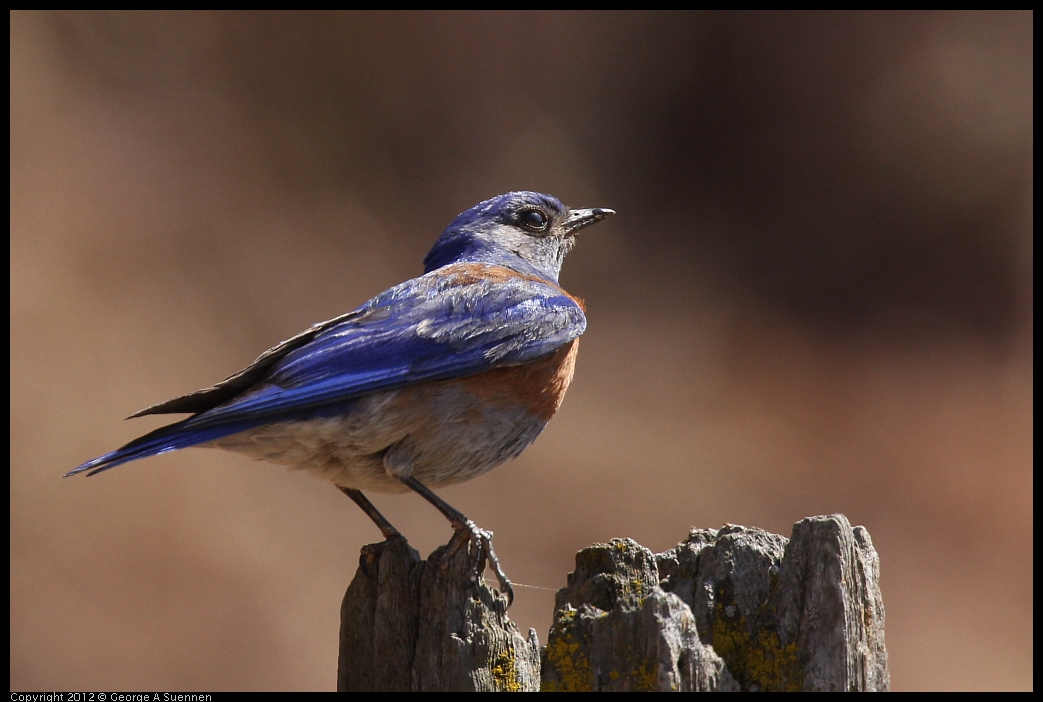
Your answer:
[562,207,615,236]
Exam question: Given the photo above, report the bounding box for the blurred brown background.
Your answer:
[10,11,1032,691]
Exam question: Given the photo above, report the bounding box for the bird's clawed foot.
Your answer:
[449,518,514,607]
[395,475,514,606]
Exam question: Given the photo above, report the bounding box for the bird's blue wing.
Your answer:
[68,265,585,476]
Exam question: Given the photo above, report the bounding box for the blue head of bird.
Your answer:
[423,191,614,283]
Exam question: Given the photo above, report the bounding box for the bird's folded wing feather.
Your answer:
[68,267,585,476]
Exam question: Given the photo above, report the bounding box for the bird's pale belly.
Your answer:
[209,340,578,492]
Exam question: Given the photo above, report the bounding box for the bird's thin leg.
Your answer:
[338,486,402,540]
[398,475,514,606]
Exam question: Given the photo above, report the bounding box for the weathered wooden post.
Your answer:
[337,532,541,691]
[338,514,888,692]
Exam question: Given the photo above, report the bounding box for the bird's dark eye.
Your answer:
[518,208,549,232]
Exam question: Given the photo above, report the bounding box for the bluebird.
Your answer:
[67,191,614,604]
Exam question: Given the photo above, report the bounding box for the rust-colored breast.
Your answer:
[453,338,580,421]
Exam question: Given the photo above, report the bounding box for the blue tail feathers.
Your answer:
[64,418,252,477]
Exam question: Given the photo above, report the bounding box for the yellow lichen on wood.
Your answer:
[710,601,801,691]
[542,609,597,692]
[489,645,521,692]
